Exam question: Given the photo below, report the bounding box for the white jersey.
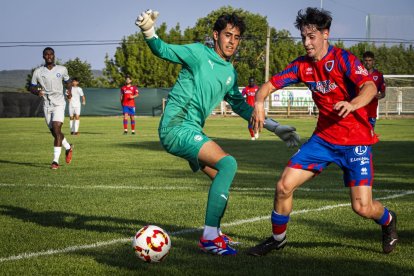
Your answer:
[31,65,70,107]
[69,87,84,107]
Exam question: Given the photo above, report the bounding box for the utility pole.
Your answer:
[265,26,271,115]
[265,26,270,82]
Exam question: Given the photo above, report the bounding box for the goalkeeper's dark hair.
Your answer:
[213,13,246,35]
[43,47,55,55]
[294,7,332,32]
[363,51,375,59]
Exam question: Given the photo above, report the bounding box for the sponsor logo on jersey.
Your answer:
[194,135,203,142]
[355,65,368,76]
[306,67,313,75]
[226,76,232,85]
[306,80,338,94]
[325,60,335,72]
[350,156,369,163]
[208,59,215,69]
[373,75,378,81]
[354,146,368,156]
[361,167,368,175]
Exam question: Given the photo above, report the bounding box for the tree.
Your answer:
[64,58,96,87]
[102,6,414,88]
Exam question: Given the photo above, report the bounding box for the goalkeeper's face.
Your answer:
[213,24,241,61]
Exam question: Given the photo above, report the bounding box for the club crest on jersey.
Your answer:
[194,135,203,142]
[324,60,334,72]
[56,73,62,78]
[354,146,368,156]
[226,76,232,85]
[373,76,378,81]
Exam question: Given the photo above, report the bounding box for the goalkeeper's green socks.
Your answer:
[203,155,237,238]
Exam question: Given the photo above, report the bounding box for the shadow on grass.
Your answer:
[73,236,413,275]
[0,205,191,238]
[0,159,47,168]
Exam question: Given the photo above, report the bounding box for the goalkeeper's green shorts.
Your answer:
[159,126,211,172]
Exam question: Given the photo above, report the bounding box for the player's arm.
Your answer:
[131,87,139,98]
[334,80,377,118]
[65,80,72,100]
[136,9,199,67]
[251,81,276,133]
[334,52,377,118]
[377,75,386,99]
[81,95,86,105]
[29,70,44,96]
[226,81,300,148]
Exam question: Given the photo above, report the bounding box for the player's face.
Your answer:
[43,50,55,65]
[363,57,375,71]
[125,77,132,85]
[300,25,329,61]
[213,24,241,60]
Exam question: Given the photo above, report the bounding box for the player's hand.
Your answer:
[274,125,301,148]
[334,101,355,118]
[66,89,72,100]
[38,90,45,97]
[250,102,266,133]
[135,9,159,39]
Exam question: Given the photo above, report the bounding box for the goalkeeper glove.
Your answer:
[135,9,159,39]
[264,118,301,148]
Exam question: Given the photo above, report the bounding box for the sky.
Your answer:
[1,0,413,70]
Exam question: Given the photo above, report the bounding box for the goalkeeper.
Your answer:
[136,10,300,256]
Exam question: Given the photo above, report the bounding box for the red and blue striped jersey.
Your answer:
[270,45,378,145]
[365,69,386,118]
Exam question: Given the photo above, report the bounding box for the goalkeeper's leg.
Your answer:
[198,141,238,255]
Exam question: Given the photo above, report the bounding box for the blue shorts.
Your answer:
[123,106,135,116]
[288,134,374,187]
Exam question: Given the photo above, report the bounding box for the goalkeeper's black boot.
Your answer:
[247,236,287,256]
[382,210,398,254]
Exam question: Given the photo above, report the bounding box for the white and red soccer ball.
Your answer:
[132,225,171,263]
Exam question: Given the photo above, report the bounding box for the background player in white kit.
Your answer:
[30,47,74,169]
[67,77,86,135]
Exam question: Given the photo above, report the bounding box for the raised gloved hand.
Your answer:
[264,118,300,148]
[135,9,159,39]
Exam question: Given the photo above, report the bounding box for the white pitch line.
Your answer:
[1,190,412,263]
[0,183,410,194]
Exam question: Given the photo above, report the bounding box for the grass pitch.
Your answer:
[0,116,413,275]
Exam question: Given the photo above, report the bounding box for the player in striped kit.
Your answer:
[248,7,397,256]
[362,51,386,128]
[30,47,73,169]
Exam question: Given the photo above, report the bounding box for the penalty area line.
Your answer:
[0,190,412,263]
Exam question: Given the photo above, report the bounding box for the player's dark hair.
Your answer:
[363,51,375,59]
[294,7,332,31]
[72,77,79,82]
[43,47,55,55]
[213,13,246,36]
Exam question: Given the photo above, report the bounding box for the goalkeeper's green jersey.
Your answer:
[146,37,253,131]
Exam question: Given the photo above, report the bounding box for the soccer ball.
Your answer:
[132,225,171,263]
